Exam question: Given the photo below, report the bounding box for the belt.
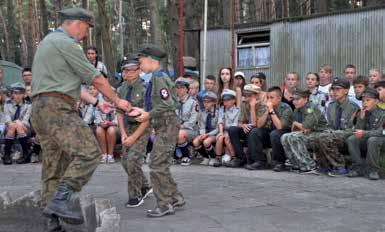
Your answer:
[33,92,75,105]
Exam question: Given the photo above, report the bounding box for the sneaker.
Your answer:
[222,154,231,163]
[125,197,144,208]
[200,158,209,165]
[180,157,192,166]
[107,154,115,163]
[208,158,216,166]
[331,166,349,176]
[147,204,175,217]
[228,157,242,168]
[368,171,380,180]
[245,161,266,170]
[347,170,360,178]
[31,154,40,163]
[301,168,319,175]
[100,154,107,164]
[141,187,153,200]
[212,157,222,167]
[172,195,185,209]
[273,163,286,172]
[145,153,151,164]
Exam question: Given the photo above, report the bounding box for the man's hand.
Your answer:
[135,111,150,122]
[354,129,365,138]
[265,101,274,112]
[241,124,253,133]
[122,136,136,147]
[115,99,132,113]
[100,120,108,128]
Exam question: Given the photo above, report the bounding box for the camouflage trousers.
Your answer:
[30,96,101,207]
[150,114,183,208]
[281,131,319,171]
[313,130,348,168]
[121,124,151,199]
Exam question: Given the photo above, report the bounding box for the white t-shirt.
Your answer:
[348,86,362,108]
[318,83,332,96]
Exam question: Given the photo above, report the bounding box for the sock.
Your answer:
[18,136,30,160]
[205,145,215,158]
[4,138,14,159]
[195,145,208,158]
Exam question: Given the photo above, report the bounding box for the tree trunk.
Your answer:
[96,0,116,85]
[0,7,10,60]
[148,0,162,46]
[53,0,64,27]
[16,0,28,66]
[126,0,137,53]
[316,0,328,13]
[7,0,17,62]
[39,0,49,37]
[82,0,89,49]
[167,0,180,76]
[27,0,40,67]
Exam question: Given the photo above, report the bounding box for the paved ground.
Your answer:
[1,163,385,232]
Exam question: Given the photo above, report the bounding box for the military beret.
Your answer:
[137,45,166,61]
[175,77,190,88]
[243,84,261,94]
[234,71,245,78]
[121,54,139,69]
[59,7,94,27]
[183,71,199,81]
[221,89,236,100]
[374,80,385,88]
[292,88,310,99]
[331,77,350,89]
[11,82,25,93]
[202,91,217,101]
[362,87,379,99]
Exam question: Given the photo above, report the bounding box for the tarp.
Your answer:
[0,60,23,87]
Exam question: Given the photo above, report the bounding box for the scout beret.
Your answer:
[243,84,261,94]
[11,82,25,93]
[175,77,190,88]
[234,71,245,78]
[137,45,166,61]
[202,91,217,101]
[362,87,379,99]
[121,54,139,69]
[254,72,266,80]
[292,88,310,99]
[184,71,199,81]
[331,77,350,89]
[221,89,236,100]
[59,7,94,27]
[374,80,385,88]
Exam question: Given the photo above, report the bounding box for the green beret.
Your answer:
[362,87,379,99]
[137,45,166,61]
[374,80,385,88]
[331,77,350,89]
[292,88,310,99]
[59,7,94,27]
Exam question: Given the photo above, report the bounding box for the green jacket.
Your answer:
[294,102,327,131]
[117,78,146,124]
[31,27,99,100]
[355,106,385,137]
[257,102,294,130]
[326,97,360,131]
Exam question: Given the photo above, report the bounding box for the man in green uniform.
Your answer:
[346,88,385,180]
[135,45,185,217]
[116,55,153,208]
[30,7,131,229]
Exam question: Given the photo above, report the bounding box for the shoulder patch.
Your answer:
[306,108,314,114]
[5,99,12,104]
[159,88,170,100]
[195,104,199,112]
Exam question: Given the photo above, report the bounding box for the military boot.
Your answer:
[43,182,84,225]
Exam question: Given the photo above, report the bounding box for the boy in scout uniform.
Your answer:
[192,91,219,166]
[227,84,262,168]
[30,7,131,228]
[3,82,32,165]
[281,89,327,172]
[116,56,153,208]
[374,80,385,110]
[135,45,184,217]
[247,86,294,171]
[313,77,360,175]
[346,88,385,180]
[175,77,198,166]
[215,89,239,167]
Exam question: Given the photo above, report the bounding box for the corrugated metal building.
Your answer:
[200,7,385,87]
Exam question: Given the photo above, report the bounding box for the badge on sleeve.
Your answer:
[160,88,170,100]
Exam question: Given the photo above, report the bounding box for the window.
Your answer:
[237,30,270,68]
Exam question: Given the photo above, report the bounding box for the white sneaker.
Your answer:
[145,153,151,164]
[107,154,115,163]
[181,157,192,166]
[222,154,231,163]
[200,158,209,165]
[100,154,107,163]
[208,158,216,166]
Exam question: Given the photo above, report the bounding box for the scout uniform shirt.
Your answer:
[218,105,240,130]
[31,27,100,101]
[257,102,294,130]
[293,102,327,132]
[176,95,198,131]
[117,78,149,124]
[94,106,118,126]
[197,106,219,136]
[238,101,259,124]
[354,106,385,137]
[326,97,360,131]
[4,100,32,128]
[148,69,179,128]
[309,88,327,113]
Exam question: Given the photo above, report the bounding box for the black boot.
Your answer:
[43,182,84,225]
[46,214,65,232]
[3,138,14,165]
[16,136,31,164]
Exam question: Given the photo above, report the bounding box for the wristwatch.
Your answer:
[268,110,276,115]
